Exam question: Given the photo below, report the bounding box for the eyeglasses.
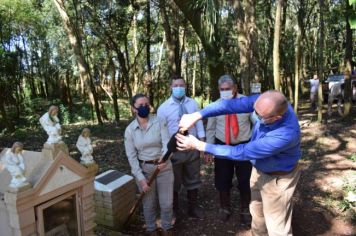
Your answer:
[254,109,276,120]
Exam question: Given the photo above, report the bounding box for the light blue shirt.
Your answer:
[157,96,206,139]
[200,94,301,173]
[308,79,319,94]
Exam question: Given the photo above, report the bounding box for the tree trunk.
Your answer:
[153,35,166,109]
[287,76,294,103]
[234,0,249,93]
[52,0,102,124]
[21,35,36,98]
[233,0,259,94]
[183,46,189,93]
[60,76,69,105]
[173,0,223,101]
[146,0,154,105]
[294,0,303,112]
[199,45,205,98]
[110,59,120,124]
[132,14,139,93]
[159,0,181,75]
[317,0,325,122]
[261,0,274,91]
[342,0,353,116]
[192,45,197,97]
[0,98,14,132]
[114,49,133,99]
[65,70,73,109]
[294,25,301,112]
[273,0,284,91]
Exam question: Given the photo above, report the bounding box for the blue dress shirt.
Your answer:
[200,94,301,173]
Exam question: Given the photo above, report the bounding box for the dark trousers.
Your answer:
[214,139,252,195]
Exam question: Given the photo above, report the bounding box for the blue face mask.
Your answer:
[172,87,186,99]
[252,110,265,124]
[136,105,150,118]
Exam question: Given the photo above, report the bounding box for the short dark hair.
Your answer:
[171,74,185,84]
[130,93,147,106]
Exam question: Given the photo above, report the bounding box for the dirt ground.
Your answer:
[0,101,355,236]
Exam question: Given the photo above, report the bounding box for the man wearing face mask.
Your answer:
[205,75,253,224]
[175,90,301,236]
[157,74,206,220]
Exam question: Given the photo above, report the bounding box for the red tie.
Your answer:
[225,114,239,145]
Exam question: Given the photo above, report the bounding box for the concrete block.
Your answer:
[4,192,17,206]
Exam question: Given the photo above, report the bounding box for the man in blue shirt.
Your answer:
[176,90,301,236]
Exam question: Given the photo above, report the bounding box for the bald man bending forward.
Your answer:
[176,91,301,236]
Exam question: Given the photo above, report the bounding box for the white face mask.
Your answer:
[220,90,233,100]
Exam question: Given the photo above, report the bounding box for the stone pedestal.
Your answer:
[83,163,99,176]
[94,170,136,229]
[7,183,32,193]
[4,191,37,236]
[42,142,69,160]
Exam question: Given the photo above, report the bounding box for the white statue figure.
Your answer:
[76,128,94,165]
[3,142,29,188]
[39,105,62,144]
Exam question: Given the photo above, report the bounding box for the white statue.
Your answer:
[76,128,94,165]
[40,105,62,144]
[3,142,29,188]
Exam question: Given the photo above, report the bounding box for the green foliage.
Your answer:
[190,0,219,42]
[0,0,353,129]
[59,104,70,125]
[347,153,356,161]
[337,175,356,219]
[119,99,132,120]
[12,128,28,140]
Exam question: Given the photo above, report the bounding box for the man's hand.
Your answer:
[139,179,150,193]
[175,133,206,152]
[204,153,214,164]
[179,112,202,131]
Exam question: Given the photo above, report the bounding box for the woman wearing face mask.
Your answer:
[205,75,253,224]
[124,94,174,236]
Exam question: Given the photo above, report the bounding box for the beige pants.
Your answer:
[250,166,300,236]
[139,161,174,232]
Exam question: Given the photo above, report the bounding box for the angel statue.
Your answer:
[39,105,62,144]
[76,128,94,165]
[3,142,29,188]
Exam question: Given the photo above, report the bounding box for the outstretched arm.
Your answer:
[179,94,259,131]
[176,128,300,161]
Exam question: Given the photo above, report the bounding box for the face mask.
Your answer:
[172,87,186,99]
[220,90,233,100]
[252,110,265,124]
[136,105,150,118]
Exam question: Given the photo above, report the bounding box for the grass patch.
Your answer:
[346,153,356,162]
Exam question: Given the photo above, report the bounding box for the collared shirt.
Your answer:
[200,94,301,173]
[206,94,252,144]
[157,96,205,138]
[124,115,169,181]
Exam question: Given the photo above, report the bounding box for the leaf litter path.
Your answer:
[0,104,355,236]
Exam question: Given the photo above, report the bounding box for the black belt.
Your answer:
[215,138,250,146]
[138,159,160,165]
